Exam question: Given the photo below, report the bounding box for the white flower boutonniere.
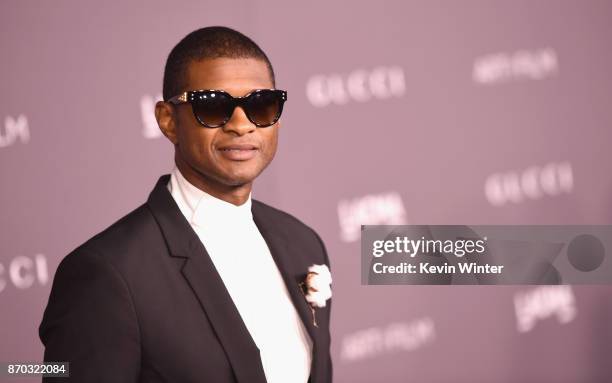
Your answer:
[299,264,332,327]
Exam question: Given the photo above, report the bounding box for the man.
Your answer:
[39,26,332,383]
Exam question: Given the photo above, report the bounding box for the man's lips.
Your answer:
[218,144,258,150]
[216,144,259,161]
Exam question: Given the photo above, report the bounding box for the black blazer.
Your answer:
[39,175,332,383]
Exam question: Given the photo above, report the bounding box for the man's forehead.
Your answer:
[185,57,273,96]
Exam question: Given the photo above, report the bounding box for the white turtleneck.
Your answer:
[167,166,313,383]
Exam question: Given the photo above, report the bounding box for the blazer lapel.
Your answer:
[147,175,267,383]
[252,202,323,383]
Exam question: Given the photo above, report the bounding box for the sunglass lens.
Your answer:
[246,90,282,126]
[192,92,232,127]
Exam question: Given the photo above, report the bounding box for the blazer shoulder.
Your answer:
[252,199,329,263]
[252,199,317,235]
[71,203,160,264]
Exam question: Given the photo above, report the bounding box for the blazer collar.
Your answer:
[146,175,323,383]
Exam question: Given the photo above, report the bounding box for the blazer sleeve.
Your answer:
[39,247,141,382]
[313,229,333,383]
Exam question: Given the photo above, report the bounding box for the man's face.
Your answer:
[162,57,279,188]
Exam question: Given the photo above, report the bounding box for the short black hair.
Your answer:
[162,26,275,101]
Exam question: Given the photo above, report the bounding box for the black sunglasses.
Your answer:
[167,89,287,128]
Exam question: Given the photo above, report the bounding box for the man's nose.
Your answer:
[222,106,256,136]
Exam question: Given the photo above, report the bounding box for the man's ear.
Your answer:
[155,101,179,144]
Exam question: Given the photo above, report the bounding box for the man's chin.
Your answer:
[223,178,253,187]
[218,171,258,187]
[219,164,267,186]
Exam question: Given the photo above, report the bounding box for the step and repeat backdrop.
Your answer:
[2,1,612,382]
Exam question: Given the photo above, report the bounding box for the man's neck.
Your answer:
[175,159,252,206]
